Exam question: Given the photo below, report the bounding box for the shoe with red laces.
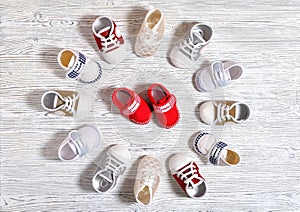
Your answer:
[148,84,180,128]
[112,88,152,125]
[92,16,125,64]
[169,153,207,199]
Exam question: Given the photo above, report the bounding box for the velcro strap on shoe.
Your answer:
[67,52,87,79]
[153,94,176,113]
[70,131,89,157]
[209,141,228,165]
[122,94,141,116]
[212,61,231,87]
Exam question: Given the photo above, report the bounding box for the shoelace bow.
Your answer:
[100,32,120,52]
[104,155,125,178]
[180,38,202,61]
[62,94,78,113]
[216,102,235,123]
[177,162,202,188]
[141,27,160,45]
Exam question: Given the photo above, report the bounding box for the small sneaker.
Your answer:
[134,155,163,206]
[195,61,243,92]
[41,90,92,117]
[169,153,207,199]
[112,87,152,125]
[194,132,240,166]
[135,8,165,57]
[148,84,180,128]
[58,124,102,161]
[92,16,125,64]
[92,145,130,193]
[57,49,102,83]
[170,23,213,69]
[199,100,250,125]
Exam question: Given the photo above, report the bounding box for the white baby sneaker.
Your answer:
[92,145,130,193]
[194,132,240,166]
[195,60,243,92]
[92,16,126,64]
[199,100,250,125]
[134,155,163,206]
[135,8,165,57]
[169,153,207,199]
[170,23,213,68]
[57,49,102,84]
[41,90,92,117]
[58,124,102,161]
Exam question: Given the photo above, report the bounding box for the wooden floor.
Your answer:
[1,0,300,211]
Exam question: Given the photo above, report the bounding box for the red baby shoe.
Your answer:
[148,84,180,128]
[112,88,152,125]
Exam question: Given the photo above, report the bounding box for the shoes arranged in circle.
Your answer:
[41,7,251,206]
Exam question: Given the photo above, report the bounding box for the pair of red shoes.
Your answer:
[112,84,180,128]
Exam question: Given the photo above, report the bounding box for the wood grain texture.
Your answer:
[1,0,300,211]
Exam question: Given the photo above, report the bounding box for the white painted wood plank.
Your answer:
[1,0,300,211]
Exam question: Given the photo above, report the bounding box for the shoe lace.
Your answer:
[180,38,201,61]
[215,102,234,123]
[62,94,78,113]
[141,27,160,45]
[139,159,161,188]
[100,32,120,52]
[104,155,125,177]
[176,162,202,188]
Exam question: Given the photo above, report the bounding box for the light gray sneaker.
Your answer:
[170,23,213,69]
[58,124,102,161]
[195,61,243,92]
[92,145,131,193]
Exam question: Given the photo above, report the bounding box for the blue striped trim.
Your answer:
[209,141,227,165]
[194,132,209,155]
[67,52,86,79]
[80,62,102,84]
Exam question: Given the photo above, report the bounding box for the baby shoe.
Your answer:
[112,87,152,125]
[199,100,250,125]
[58,124,102,161]
[57,49,102,83]
[170,23,213,69]
[41,90,92,117]
[169,153,207,199]
[92,16,125,64]
[135,8,165,57]
[134,155,163,206]
[195,61,243,92]
[148,84,180,128]
[92,145,130,193]
[194,132,240,166]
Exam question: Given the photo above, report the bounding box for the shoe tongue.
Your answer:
[53,94,64,109]
[157,96,167,104]
[191,29,206,45]
[229,103,238,120]
[98,26,111,38]
[68,55,76,69]
[100,170,114,183]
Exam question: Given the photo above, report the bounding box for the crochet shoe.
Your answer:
[58,124,102,161]
[170,23,213,69]
[57,49,102,83]
[169,153,207,199]
[148,84,180,128]
[41,90,92,117]
[112,88,152,125]
[92,145,130,193]
[199,100,250,125]
[135,8,165,57]
[134,155,163,206]
[194,132,240,166]
[195,61,243,92]
[92,16,125,64]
